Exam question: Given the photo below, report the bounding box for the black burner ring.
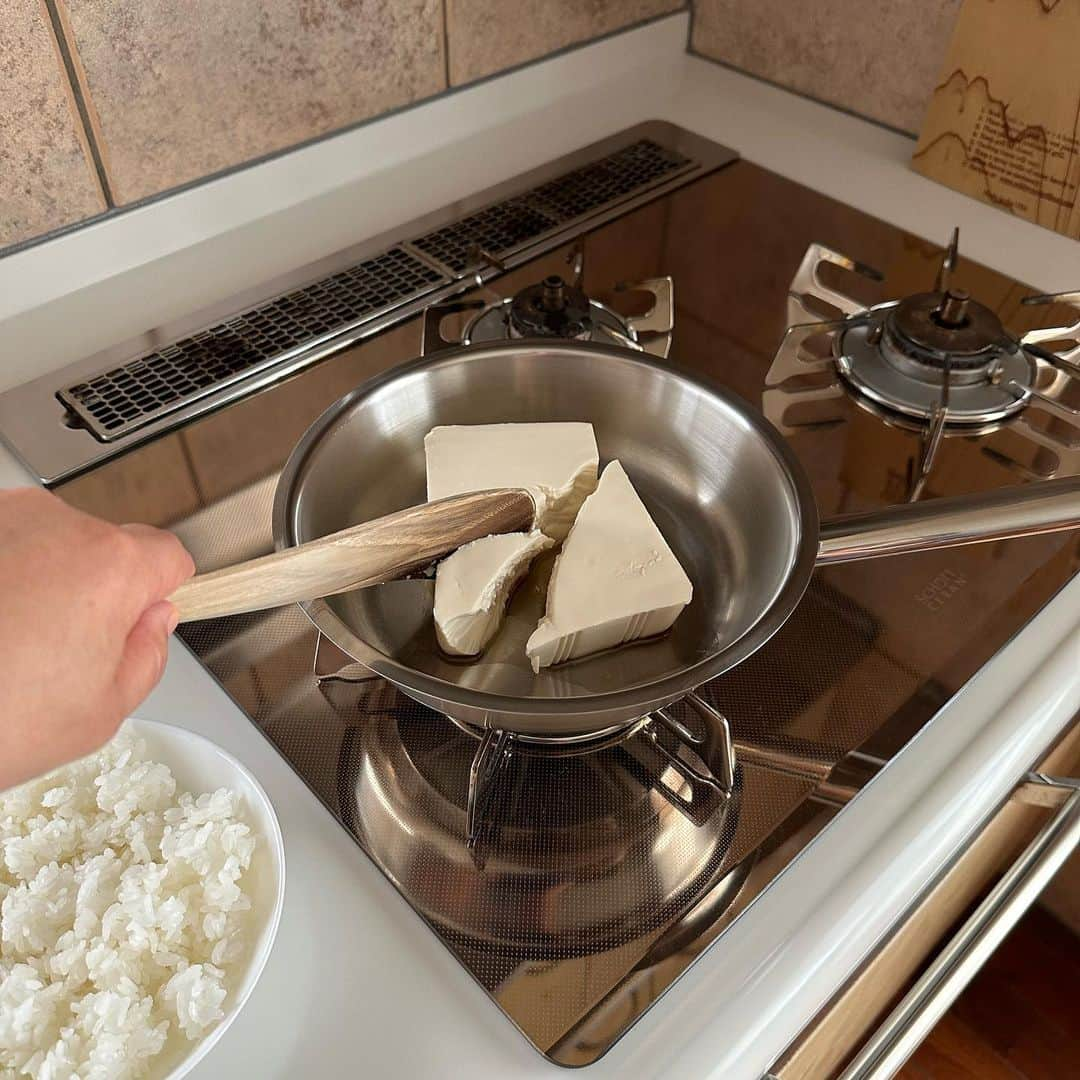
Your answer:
[885,291,1009,369]
[508,275,594,339]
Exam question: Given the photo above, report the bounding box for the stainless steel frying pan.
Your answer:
[273,340,1080,738]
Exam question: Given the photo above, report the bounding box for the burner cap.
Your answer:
[508,275,594,339]
[886,290,1008,366]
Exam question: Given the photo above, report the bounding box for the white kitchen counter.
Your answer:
[2,12,1078,1078]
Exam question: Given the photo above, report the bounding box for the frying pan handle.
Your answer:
[170,488,535,622]
[817,475,1080,565]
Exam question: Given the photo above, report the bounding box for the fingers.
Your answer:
[111,599,179,720]
[120,523,196,601]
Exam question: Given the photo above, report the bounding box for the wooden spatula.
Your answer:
[170,488,536,623]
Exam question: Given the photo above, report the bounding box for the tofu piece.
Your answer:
[526,460,692,671]
[434,531,554,657]
[425,423,598,540]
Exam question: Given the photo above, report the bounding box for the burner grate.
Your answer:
[764,237,1080,497]
[58,248,447,440]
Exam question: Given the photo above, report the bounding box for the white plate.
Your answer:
[125,717,286,1079]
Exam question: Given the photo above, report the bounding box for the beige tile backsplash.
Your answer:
[0,0,105,247]
[59,0,447,204]
[3,0,962,256]
[445,0,682,85]
[690,0,963,135]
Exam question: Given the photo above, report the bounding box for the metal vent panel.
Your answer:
[411,200,558,274]
[530,138,691,221]
[410,138,692,275]
[58,247,447,440]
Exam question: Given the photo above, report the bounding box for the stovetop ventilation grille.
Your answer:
[411,138,691,272]
[57,138,693,443]
[59,248,444,438]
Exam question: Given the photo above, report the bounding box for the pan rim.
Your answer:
[272,339,819,717]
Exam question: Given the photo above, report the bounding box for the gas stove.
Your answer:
[7,123,1077,1067]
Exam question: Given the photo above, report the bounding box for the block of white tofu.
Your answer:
[424,423,598,540]
[433,531,554,656]
[526,460,692,671]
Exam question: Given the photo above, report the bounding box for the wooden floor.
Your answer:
[898,907,1080,1079]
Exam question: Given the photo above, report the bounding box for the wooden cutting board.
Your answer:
[912,0,1080,241]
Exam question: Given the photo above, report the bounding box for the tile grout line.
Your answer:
[41,0,116,208]
[440,0,451,89]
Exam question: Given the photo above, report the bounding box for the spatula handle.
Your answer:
[170,488,535,623]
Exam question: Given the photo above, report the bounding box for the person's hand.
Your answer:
[0,488,195,790]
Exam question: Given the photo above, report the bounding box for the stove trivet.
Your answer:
[425,242,675,358]
[457,694,735,851]
[763,230,1080,498]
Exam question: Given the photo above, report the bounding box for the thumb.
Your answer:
[112,600,178,718]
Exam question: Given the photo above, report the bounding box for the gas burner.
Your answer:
[467,270,622,344]
[887,289,1008,367]
[426,242,675,358]
[764,230,1080,497]
[505,274,594,339]
[836,288,1036,429]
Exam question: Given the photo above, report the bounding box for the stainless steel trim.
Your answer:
[1026,770,1080,792]
[838,778,1080,1080]
[0,122,738,484]
[817,474,1080,564]
[1018,770,1080,808]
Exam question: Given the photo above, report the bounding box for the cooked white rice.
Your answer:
[0,728,255,1079]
